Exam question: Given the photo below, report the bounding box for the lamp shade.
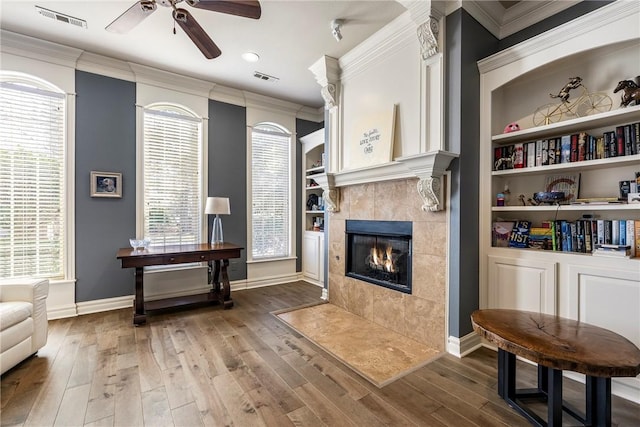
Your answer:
[205,197,230,215]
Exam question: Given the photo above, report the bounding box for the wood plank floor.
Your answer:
[1,282,638,426]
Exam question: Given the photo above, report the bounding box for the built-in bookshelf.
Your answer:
[490,105,640,252]
[478,1,640,402]
[300,128,325,286]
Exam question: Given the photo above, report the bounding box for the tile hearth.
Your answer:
[275,303,442,387]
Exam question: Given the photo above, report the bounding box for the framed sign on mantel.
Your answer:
[348,104,396,169]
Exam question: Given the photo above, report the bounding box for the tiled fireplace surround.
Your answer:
[327,178,446,352]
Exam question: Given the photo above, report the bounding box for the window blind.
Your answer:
[143,108,202,246]
[251,125,291,259]
[0,81,66,279]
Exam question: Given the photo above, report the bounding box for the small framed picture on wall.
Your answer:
[90,171,122,198]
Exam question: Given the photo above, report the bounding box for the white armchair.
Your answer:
[0,278,49,375]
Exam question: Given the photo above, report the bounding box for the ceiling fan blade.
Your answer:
[106,0,157,34]
[185,0,261,19]
[173,8,222,59]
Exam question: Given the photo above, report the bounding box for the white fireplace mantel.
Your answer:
[314,150,458,212]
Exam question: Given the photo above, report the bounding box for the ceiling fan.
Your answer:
[106,0,261,59]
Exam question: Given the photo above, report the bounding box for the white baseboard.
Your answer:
[321,287,328,300]
[47,304,78,320]
[76,295,133,316]
[447,332,482,358]
[243,273,301,289]
[301,277,324,287]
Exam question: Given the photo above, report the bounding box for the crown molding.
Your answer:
[459,1,502,38]
[0,30,82,68]
[446,1,580,40]
[128,63,214,98]
[499,0,580,38]
[339,12,416,82]
[478,0,640,74]
[244,91,304,115]
[296,106,324,123]
[209,85,246,107]
[76,52,135,82]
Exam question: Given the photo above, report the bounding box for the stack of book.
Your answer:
[593,244,632,258]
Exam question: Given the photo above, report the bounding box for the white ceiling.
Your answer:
[0,1,576,109]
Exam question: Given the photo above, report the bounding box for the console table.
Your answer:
[116,243,243,325]
[471,309,640,427]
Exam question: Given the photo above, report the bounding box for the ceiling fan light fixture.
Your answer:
[242,52,260,62]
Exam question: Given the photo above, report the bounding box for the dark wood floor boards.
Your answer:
[2,281,639,426]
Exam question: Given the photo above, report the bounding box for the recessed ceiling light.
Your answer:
[242,52,260,62]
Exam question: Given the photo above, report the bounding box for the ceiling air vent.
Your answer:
[253,71,279,83]
[36,6,87,29]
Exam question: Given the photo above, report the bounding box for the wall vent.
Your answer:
[253,71,279,83]
[36,6,87,29]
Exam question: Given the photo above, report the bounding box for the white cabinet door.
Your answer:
[488,255,557,314]
[318,232,325,284]
[566,264,640,403]
[303,232,321,281]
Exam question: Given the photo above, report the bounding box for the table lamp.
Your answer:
[205,197,230,245]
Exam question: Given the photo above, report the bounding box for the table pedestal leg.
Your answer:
[211,259,233,309]
[133,267,146,325]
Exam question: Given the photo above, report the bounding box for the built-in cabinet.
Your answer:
[478,2,640,403]
[300,128,325,286]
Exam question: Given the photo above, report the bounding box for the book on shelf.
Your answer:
[492,221,514,247]
[571,197,622,205]
[508,221,531,248]
[593,249,632,259]
[560,135,571,163]
[528,227,553,250]
[627,220,637,258]
[577,132,588,162]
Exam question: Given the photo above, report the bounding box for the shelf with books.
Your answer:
[492,104,640,145]
[492,153,640,177]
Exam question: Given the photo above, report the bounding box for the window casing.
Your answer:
[251,123,292,260]
[0,78,66,279]
[142,106,202,247]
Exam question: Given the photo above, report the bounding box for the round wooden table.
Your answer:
[471,309,640,427]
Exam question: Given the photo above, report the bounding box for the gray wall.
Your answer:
[75,71,136,302]
[208,100,248,281]
[446,9,497,338]
[296,119,324,272]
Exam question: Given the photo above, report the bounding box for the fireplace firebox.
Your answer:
[345,220,412,294]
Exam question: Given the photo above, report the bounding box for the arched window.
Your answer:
[0,73,66,279]
[251,123,292,259]
[142,104,202,246]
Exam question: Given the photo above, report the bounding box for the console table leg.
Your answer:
[587,376,611,427]
[212,259,233,309]
[547,368,563,427]
[133,267,146,325]
[220,259,233,309]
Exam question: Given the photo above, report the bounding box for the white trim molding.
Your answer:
[447,331,482,358]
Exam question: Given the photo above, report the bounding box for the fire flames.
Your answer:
[370,245,395,272]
